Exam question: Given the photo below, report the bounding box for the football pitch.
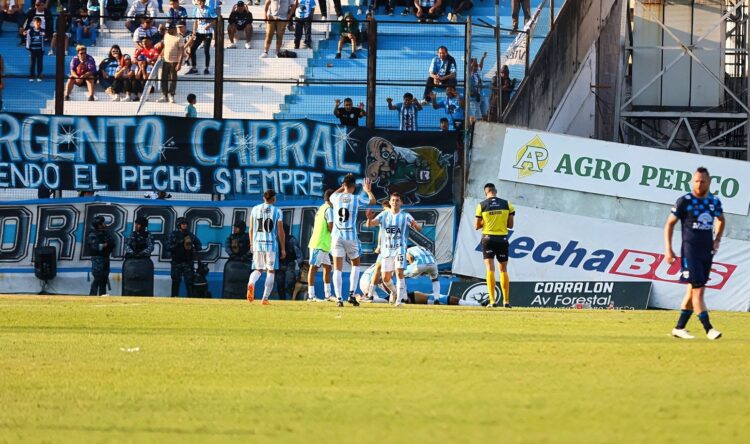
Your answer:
[1,296,748,443]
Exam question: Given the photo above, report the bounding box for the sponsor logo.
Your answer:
[460,282,500,305]
[512,136,548,179]
[475,235,737,289]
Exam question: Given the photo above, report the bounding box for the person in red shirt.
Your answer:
[134,36,161,90]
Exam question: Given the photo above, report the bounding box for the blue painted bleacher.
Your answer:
[1,0,554,126]
[274,0,549,129]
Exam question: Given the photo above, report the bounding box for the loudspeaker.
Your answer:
[34,246,57,281]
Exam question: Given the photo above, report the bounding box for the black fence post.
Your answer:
[54,12,68,116]
[366,18,377,129]
[214,18,225,120]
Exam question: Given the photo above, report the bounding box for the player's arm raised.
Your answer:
[663,214,678,264]
[362,178,376,205]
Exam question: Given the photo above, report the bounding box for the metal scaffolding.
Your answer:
[615,0,749,159]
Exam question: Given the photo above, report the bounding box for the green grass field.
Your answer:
[1,295,749,443]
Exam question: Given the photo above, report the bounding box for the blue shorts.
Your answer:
[680,245,713,288]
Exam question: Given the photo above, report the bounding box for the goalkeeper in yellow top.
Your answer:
[475,182,515,308]
[307,189,336,302]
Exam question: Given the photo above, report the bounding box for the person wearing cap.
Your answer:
[224,219,252,262]
[227,1,254,49]
[157,22,184,103]
[125,216,154,259]
[87,215,115,296]
[166,217,202,297]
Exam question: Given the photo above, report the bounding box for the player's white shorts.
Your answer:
[405,263,439,280]
[253,251,277,271]
[331,238,361,260]
[309,249,331,267]
[381,254,407,272]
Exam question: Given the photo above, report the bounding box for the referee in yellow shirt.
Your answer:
[474,183,515,308]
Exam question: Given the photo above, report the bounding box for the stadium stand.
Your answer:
[0,1,557,125]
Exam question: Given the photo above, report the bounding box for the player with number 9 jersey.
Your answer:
[330,189,371,258]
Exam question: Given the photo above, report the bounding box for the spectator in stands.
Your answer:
[188,0,216,74]
[335,12,358,59]
[227,1,253,49]
[386,92,422,131]
[499,64,514,110]
[333,98,366,127]
[64,44,97,101]
[414,0,441,23]
[468,52,487,121]
[423,45,456,104]
[430,86,464,131]
[1,0,24,39]
[73,8,98,46]
[100,44,125,100]
[447,0,473,22]
[318,0,342,19]
[178,22,195,67]
[115,48,139,101]
[107,0,128,21]
[439,117,449,131]
[167,0,188,27]
[134,36,160,91]
[126,0,158,33]
[26,17,45,82]
[157,23,184,103]
[511,0,530,33]
[22,1,53,47]
[133,16,159,47]
[87,0,102,22]
[0,54,4,111]
[292,0,314,50]
[185,93,197,117]
[261,0,294,58]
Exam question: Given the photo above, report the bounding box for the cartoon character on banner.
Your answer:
[365,137,452,204]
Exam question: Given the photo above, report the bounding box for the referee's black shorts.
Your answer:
[481,235,509,262]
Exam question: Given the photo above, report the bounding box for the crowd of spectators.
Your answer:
[1,0,518,128]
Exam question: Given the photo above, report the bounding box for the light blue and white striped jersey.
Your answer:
[250,203,283,252]
[407,246,436,266]
[330,192,369,241]
[375,210,415,257]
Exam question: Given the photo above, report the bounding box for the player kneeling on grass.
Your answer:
[665,167,725,340]
[366,192,422,306]
[307,189,335,302]
[404,245,440,301]
[247,189,286,305]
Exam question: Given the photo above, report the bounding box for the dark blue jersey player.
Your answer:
[664,167,725,340]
